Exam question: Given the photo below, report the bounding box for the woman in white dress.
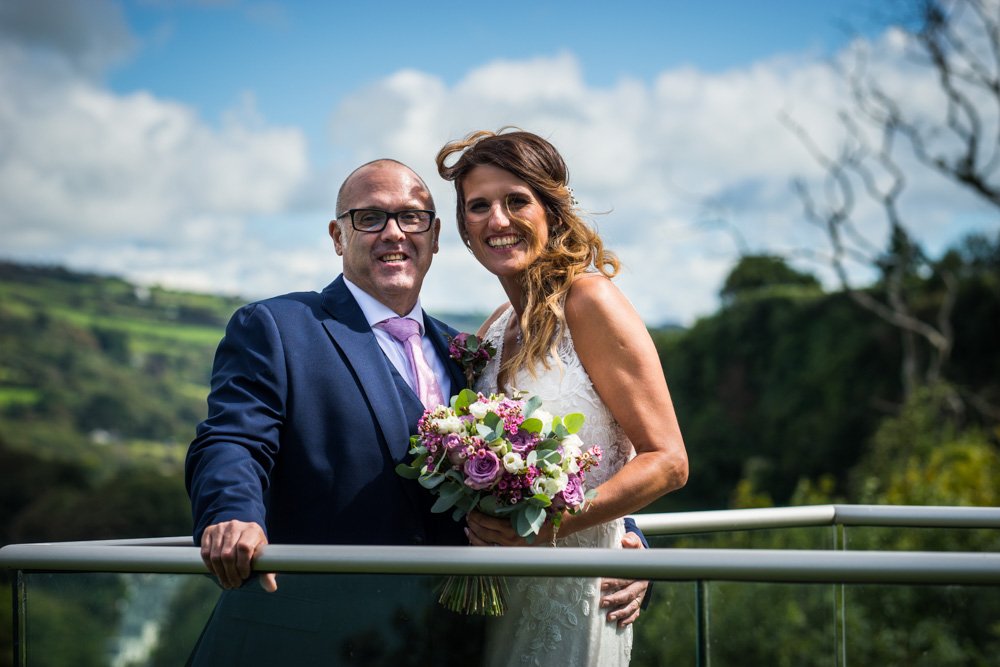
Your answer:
[436,129,689,667]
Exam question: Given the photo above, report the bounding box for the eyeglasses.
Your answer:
[335,208,435,233]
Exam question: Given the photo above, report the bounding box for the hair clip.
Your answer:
[567,186,579,207]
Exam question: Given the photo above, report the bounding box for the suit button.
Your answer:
[413,535,425,544]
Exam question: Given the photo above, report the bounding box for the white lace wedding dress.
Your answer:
[476,307,634,667]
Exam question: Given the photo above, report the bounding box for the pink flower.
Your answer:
[443,433,466,465]
[464,450,501,490]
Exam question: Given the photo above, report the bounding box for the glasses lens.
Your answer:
[352,209,388,231]
[397,210,432,231]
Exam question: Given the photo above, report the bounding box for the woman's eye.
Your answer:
[467,201,489,214]
[507,196,530,209]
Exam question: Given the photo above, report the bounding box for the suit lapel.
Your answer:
[320,277,413,461]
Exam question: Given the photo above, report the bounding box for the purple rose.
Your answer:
[508,429,538,454]
[559,475,585,509]
[464,450,501,490]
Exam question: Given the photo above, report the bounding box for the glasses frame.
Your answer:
[335,208,436,233]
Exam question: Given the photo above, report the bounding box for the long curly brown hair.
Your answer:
[436,128,620,386]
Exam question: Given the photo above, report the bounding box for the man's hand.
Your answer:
[466,510,556,546]
[600,531,650,628]
[200,519,277,592]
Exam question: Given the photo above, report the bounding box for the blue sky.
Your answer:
[108,1,873,163]
[1,0,994,325]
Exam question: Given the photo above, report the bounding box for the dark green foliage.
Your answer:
[7,465,191,543]
[655,289,900,510]
[0,260,238,465]
[719,254,822,305]
[651,232,1000,511]
[20,573,127,667]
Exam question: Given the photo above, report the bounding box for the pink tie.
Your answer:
[376,317,446,409]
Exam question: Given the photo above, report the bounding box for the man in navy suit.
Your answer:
[185,160,649,663]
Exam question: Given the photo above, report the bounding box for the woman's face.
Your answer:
[460,164,549,279]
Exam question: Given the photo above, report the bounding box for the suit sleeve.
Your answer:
[185,303,288,544]
[623,516,648,548]
[624,516,654,608]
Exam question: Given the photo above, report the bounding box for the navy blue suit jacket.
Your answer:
[186,275,469,547]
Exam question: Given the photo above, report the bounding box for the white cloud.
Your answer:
[0,35,311,290]
[326,35,996,325]
[1,10,995,327]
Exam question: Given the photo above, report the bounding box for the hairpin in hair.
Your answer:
[567,186,579,207]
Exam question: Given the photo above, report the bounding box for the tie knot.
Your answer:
[376,317,421,342]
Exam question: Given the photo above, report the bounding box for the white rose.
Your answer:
[432,415,464,434]
[503,452,526,474]
[489,439,509,455]
[560,433,583,456]
[532,409,553,434]
[551,472,569,493]
[531,475,565,497]
[468,401,490,419]
[564,457,580,474]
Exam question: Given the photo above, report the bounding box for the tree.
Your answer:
[719,254,821,305]
[784,0,1000,402]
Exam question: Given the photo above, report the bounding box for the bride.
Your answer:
[436,129,689,666]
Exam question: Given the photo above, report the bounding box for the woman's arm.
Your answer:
[558,274,688,536]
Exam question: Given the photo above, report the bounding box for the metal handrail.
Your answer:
[1,543,999,585]
[631,504,1000,534]
[2,505,997,584]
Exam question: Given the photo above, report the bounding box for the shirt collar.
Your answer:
[343,277,424,334]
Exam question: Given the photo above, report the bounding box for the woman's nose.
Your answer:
[488,202,510,228]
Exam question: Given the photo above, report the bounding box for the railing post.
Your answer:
[833,523,846,667]
[695,579,710,667]
[14,570,26,667]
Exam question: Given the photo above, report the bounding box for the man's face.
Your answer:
[329,163,440,315]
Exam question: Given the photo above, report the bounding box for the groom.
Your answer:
[186,159,648,662]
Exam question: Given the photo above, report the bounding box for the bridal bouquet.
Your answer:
[396,388,602,615]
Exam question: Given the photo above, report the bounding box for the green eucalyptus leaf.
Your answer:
[521,417,543,434]
[529,493,552,507]
[431,481,466,513]
[395,463,419,479]
[563,413,585,434]
[524,503,547,537]
[478,494,501,515]
[419,473,446,490]
[524,395,543,418]
[455,388,477,412]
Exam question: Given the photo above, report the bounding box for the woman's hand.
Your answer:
[465,510,560,546]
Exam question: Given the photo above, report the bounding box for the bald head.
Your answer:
[336,159,435,216]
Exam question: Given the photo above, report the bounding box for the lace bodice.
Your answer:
[476,306,634,666]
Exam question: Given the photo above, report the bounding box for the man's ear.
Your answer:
[432,218,441,254]
[329,220,344,255]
